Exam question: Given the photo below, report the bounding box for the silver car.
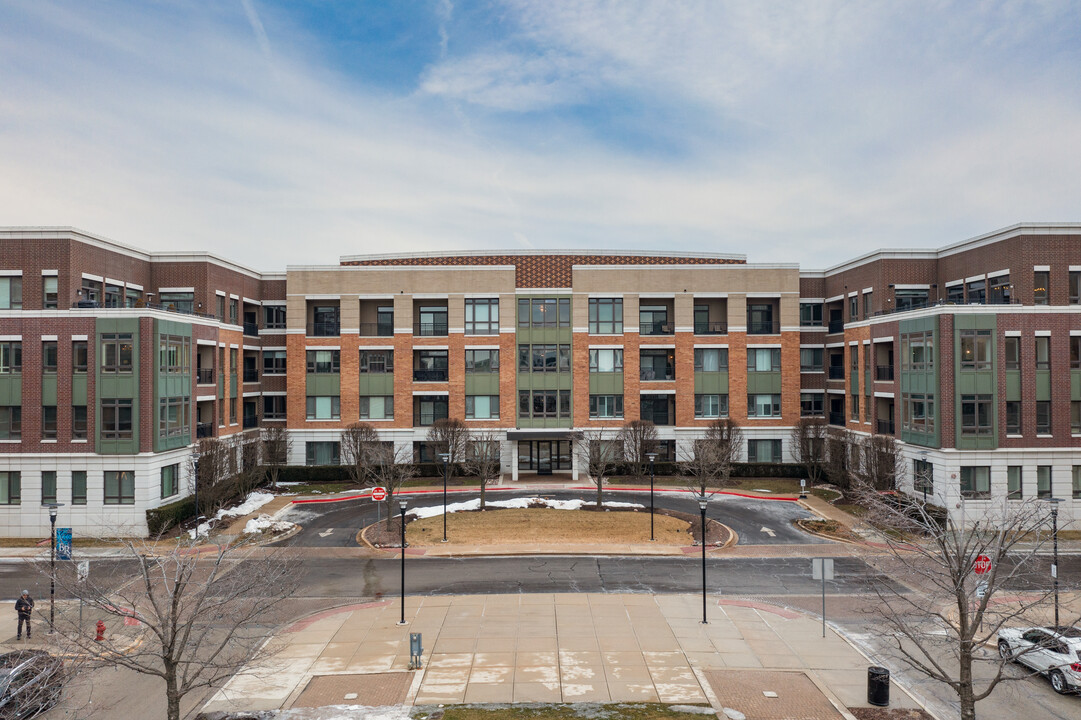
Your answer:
[998,626,1081,695]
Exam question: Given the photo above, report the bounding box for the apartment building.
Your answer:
[1,224,1079,536]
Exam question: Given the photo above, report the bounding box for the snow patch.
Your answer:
[243,513,296,535]
[406,496,643,519]
[188,491,276,539]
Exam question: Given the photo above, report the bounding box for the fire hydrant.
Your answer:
[95,620,106,642]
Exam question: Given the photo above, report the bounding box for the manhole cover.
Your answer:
[292,672,413,708]
[705,670,845,720]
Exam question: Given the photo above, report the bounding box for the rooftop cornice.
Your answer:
[339,248,748,263]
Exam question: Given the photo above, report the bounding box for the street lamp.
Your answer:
[398,498,408,625]
[1045,497,1064,628]
[646,452,658,541]
[438,452,451,543]
[699,496,708,625]
[43,503,64,633]
[918,451,929,504]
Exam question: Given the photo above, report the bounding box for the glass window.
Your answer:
[42,341,57,372]
[305,396,341,420]
[42,406,57,439]
[639,305,671,335]
[694,394,727,418]
[1005,401,1021,435]
[1073,466,1081,499]
[217,295,226,320]
[161,464,179,499]
[72,341,88,372]
[519,345,570,373]
[1004,337,1020,370]
[913,458,933,496]
[947,284,965,303]
[1033,270,1049,305]
[960,395,993,435]
[901,393,934,433]
[1070,272,1080,304]
[101,399,133,439]
[1036,400,1051,434]
[158,397,190,438]
[799,348,823,371]
[41,471,56,504]
[748,348,781,372]
[901,331,933,371]
[0,342,22,373]
[359,395,394,420]
[159,292,194,314]
[965,280,985,304]
[1007,466,1022,499]
[1037,466,1052,499]
[588,395,624,419]
[465,395,500,419]
[894,289,929,311]
[1073,400,1081,434]
[71,471,87,505]
[306,350,340,374]
[959,330,992,370]
[263,350,287,374]
[0,471,20,505]
[640,349,675,380]
[747,394,781,417]
[229,298,238,324]
[849,295,859,321]
[306,441,341,466]
[0,406,21,440]
[799,303,822,326]
[42,276,58,309]
[465,298,499,335]
[104,470,135,504]
[519,390,571,419]
[989,275,1011,304]
[589,348,623,372]
[588,298,623,334]
[800,393,823,416]
[1035,336,1050,369]
[694,348,727,371]
[101,333,134,373]
[863,292,873,316]
[72,405,88,439]
[747,439,782,463]
[158,335,191,374]
[959,466,990,498]
[0,277,22,309]
[264,305,286,328]
[465,349,499,373]
[263,395,286,420]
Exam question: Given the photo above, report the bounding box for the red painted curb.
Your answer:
[291,485,800,505]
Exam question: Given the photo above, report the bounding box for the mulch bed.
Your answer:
[848,708,934,720]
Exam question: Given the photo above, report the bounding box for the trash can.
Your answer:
[867,666,890,706]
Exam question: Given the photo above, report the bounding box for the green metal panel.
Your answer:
[1072,371,1081,402]
[230,374,238,398]
[0,375,20,406]
[519,416,573,429]
[517,372,572,391]
[850,368,858,395]
[899,315,941,448]
[41,375,57,406]
[95,317,139,455]
[589,372,624,394]
[465,373,501,395]
[693,371,729,394]
[864,370,872,392]
[746,372,781,395]
[1036,370,1051,402]
[953,314,997,450]
[358,373,395,396]
[306,374,341,395]
[1006,371,1021,402]
[217,372,224,399]
[71,374,87,405]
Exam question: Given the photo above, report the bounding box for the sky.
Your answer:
[1,0,1080,272]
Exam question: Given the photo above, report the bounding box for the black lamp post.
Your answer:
[1045,497,1063,628]
[919,451,929,504]
[646,452,658,541]
[44,503,64,633]
[438,452,451,543]
[699,496,708,624]
[398,498,408,625]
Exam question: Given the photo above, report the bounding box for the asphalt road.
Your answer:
[280,487,828,547]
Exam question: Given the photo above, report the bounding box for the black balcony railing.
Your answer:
[307,321,340,337]
[875,365,894,381]
[877,419,895,435]
[640,321,674,336]
[413,369,448,382]
[243,415,258,429]
[196,422,214,438]
[640,368,674,381]
[243,322,259,336]
[359,322,394,337]
[828,412,845,426]
[747,320,780,335]
[827,366,845,380]
[196,368,214,385]
[694,321,727,335]
[71,300,219,320]
[243,369,259,383]
[413,322,448,337]
[827,320,844,333]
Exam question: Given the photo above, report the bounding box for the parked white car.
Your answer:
[998,626,1081,694]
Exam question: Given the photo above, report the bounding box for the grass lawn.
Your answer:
[417,704,715,720]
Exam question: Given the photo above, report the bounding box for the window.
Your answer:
[894,289,929,311]
[1007,466,1022,499]
[161,464,179,499]
[747,303,775,334]
[159,397,190,438]
[465,395,499,419]
[851,394,860,421]
[465,350,499,373]
[217,295,226,320]
[1071,337,1081,369]
[589,395,623,419]
[42,406,57,439]
[230,396,237,425]
[518,390,571,419]
[1073,400,1081,434]
[849,295,858,321]
[1035,336,1050,370]
[800,393,824,416]
[465,298,499,335]
[306,350,340,374]
[1073,466,1081,499]
[748,394,781,418]
[965,280,985,304]
[229,298,238,324]
[159,335,190,374]
[901,331,933,371]
[1036,400,1051,434]
[0,472,20,505]
[40,471,56,504]
[263,350,286,374]
[799,303,823,326]
[413,349,449,381]
[42,341,57,373]
[101,333,134,373]
[160,292,194,314]
[1071,272,1081,304]
[102,283,121,308]
[947,284,964,303]
[960,395,993,436]
[263,395,286,420]
[0,406,21,439]
[959,330,991,370]
[989,275,1011,304]
[73,341,88,372]
[960,466,990,498]
[1004,337,1020,370]
[414,396,449,426]
[695,394,727,418]
[747,348,781,372]
[640,395,674,425]
[359,396,394,420]
[863,292,873,316]
[694,348,727,371]
[588,298,623,334]
[100,399,133,439]
[0,276,22,309]
[640,349,675,381]
[42,276,57,309]
[639,305,671,335]
[0,342,22,373]
[416,305,448,335]
[1033,270,1049,305]
[589,348,623,372]
[104,470,135,504]
[306,396,341,420]
[518,297,570,328]
[519,345,570,373]
[1037,466,1052,499]
[901,393,934,433]
[914,458,933,497]
[264,305,286,329]
[360,350,394,373]
[71,471,86,505]
[748,439,781,463]
[799,348,823,371]
[1005,401,1021,435]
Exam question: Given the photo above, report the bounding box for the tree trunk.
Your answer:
[479,481,486,510]
[596,478,603,508]
[959,640,976,720]
[384,496,394,529]
[165,668,181,720]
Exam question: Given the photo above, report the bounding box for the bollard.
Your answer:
[95,619,106,642]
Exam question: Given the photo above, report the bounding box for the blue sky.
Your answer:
[1,1,1080,271]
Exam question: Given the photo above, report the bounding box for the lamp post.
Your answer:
[44,503,64,633]
[699,496,708,624]
[919,451,929,504]
[646,452,658,541]
[1045,497,1063,628]
[398,498,408,625]
[438,452,451,543]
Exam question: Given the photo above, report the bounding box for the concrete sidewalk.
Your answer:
[203,593,926,718]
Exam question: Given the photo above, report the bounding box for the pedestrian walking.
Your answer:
[15,590,34,640]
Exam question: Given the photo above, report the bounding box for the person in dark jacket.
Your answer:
[15,590,33,640]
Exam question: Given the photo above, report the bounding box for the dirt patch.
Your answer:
[848,708,935,720]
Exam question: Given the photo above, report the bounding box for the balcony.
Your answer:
[196,368,215,385]
[827,320,844,334]
[827,366,845,380]
[307,321,340,337]
[694,321,727,335]
[413,369,448,382]
[640,368,674,381]
[875,365,894,381]
[243,322,259,337]
[196,422,214,439]
[747,321,780,335]
[828,412,845,426]
[359,322,394,337]
[640,321,674,336]
[243,415,258,430]
[413,322,448,337]
[877,419,895,435]
[243,368,259,383]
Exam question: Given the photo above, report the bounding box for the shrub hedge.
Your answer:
[146,496,197,536]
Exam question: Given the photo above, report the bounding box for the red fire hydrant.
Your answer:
[95,620,106,642]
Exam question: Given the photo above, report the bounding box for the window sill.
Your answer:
[71,439,88,443]
[359,417,395,422]
[1036,434,1054,438]
[305,418,341,422]
[40,439,57,444]
[1005,434,1023,438]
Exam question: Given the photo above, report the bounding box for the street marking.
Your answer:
[318,529,334,538]
[760,527,776,537]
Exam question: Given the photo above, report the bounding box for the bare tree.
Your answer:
[853,433,904,491]
[363,442,418,528]
[464,431,502,510]
[680,419,743,497]
[426,417,471,485]
[825,430,855,489]
[42,538,302,720]
[236,435,264,497]
[575,428,622,507]
[619,420,658,486]
[789,417,829,487]
[341,422,381,486]
[854,486,1076,720]
[189,437,236,518]
[261,426,292,489]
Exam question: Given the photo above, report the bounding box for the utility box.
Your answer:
[409,632,423,669]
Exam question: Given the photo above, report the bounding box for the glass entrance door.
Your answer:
[537,441,553,475]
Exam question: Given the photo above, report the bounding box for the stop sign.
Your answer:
[974,555,992,575]
[371,487,387,502]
